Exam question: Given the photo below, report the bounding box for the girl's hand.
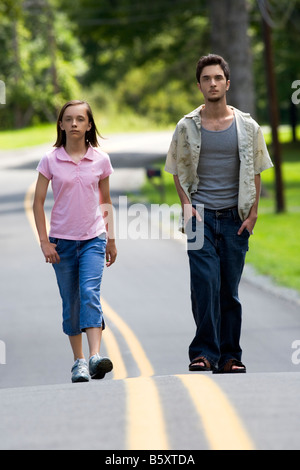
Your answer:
[40,240,60,264]
[106,239,117,267]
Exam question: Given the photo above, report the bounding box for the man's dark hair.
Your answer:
[196,54,230,83]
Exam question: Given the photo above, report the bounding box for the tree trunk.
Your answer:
[12,19,23,128]
[209,0,255,117]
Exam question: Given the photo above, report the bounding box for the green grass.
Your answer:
[94,109,174,135]
[141,140,300,294]
[0,110,172,150]
[1,119,299,293]
[0,123,56,149]
[246,211,300,291]
[246,141,300,292]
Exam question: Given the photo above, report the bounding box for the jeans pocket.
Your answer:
[240,227,251,238]
[49,237,61,252]
[97,233,107,240]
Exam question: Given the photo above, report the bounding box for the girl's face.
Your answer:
[59,104,92,141]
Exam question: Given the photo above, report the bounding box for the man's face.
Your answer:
[198,64,230,102]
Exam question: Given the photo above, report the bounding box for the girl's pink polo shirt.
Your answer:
[37,145,113,240]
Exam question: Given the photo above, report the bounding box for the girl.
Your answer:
[33,100,117,383]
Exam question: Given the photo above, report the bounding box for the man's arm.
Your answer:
[238,174,261,235]
[173,175,190,207]
[173,175,202,223]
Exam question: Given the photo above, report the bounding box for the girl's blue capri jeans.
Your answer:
[49,236,107,336]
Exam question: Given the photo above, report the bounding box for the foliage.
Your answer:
[59,0,300,127]
[0,123,56,149]
[249,0,300,124]
[139,139,300,292]
[61,0,210,125]
[0,0,86,129]
[1,0,300,130]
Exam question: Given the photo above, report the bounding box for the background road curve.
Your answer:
[0,134,300,450]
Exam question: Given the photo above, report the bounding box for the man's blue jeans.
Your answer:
[50,236,107,336]
[187,207,250,370]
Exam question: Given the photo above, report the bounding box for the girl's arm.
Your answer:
[99,176,117,267]
[32,173,60,264]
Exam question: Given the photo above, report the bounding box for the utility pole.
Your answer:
[259,0,285,213]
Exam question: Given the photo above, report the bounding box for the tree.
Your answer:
[258,0,285,212]
[60,0,211,124]
[208,0,256,117]
[0,0,87,129]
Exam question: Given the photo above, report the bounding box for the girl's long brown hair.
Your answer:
[54,100,101,147]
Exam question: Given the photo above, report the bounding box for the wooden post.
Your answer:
[261,7,285,212]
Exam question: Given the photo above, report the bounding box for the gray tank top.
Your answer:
[192,117,240,210]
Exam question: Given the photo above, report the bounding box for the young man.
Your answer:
[165,54,273,374]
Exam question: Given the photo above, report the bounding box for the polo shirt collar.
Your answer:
[56,144,94,161]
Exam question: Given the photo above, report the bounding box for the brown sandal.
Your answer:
[213,359,246,374]
[189,356,212,371]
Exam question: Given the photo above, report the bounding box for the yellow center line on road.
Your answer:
[125,376,170,450]
[177,374,256,450]
[24,181,153,376]
[101,300,170,449]
[24,179,169,450]
[101,299,154,378]
[24,179,253,451]
[102,325,127,380]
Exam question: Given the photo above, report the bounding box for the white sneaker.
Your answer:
[89,354,113,379]
[71,359,89,383]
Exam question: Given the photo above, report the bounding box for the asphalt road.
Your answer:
[0,133,300,451]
